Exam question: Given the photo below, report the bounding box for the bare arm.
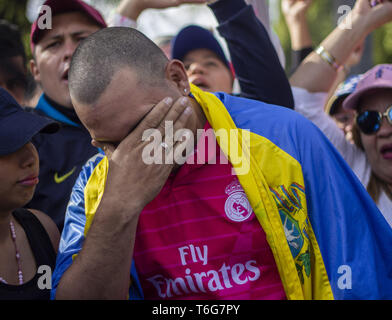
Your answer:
[30,209,60,254]
[282,0,313,51]
[325,43,364,106]
[290,0,392,93]
[115,0,207,21]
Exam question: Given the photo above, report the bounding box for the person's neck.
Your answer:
[44,94,72,110]
[170,97,206,173]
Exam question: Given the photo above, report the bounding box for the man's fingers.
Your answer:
[111,95,193,167]
[145,100,194,166]
[139,97,174,132]
[156,96,190,135]
[138,96,191,143]
[162,104,194,163]
[118,97,173,149]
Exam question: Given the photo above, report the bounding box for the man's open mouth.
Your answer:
[62,70,69,81]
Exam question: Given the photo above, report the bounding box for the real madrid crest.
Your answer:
[224,179,253,222]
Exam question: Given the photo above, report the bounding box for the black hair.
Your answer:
[0,20,26,64]
[0,20,28,95]
[69,27,169,105]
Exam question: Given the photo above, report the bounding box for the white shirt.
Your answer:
[292,86,392,228]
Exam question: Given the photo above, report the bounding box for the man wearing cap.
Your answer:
[26,0,107,231]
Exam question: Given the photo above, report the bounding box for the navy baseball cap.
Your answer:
[0,88,59,156]
[171,25,230,70]
[325,74,362,115]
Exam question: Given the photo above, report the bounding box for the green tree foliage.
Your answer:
[373,24,392,64]
[0,0,31,57]
[0,0,29,28]
[274,0,333,71]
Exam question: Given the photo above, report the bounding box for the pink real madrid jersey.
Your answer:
[132,122,286,300]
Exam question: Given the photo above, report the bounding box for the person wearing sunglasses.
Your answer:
[289,0,392,226]
[342,64,392,219]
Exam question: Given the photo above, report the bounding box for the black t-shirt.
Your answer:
[0,208,56,300]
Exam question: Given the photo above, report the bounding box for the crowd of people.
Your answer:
[0,0,391,300]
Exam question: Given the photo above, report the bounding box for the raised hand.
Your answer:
[95,96,194,213]
[350,0,392,32]
[281,0,313,50]
[116,0,208,20]
[281,0,313,23]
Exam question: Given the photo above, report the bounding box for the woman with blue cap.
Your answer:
[0,88,60,299]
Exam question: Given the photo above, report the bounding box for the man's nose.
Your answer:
[188,62,205,75]
[63,39,79,61]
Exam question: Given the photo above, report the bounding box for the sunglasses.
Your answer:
[356,105,392,135]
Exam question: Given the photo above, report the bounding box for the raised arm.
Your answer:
[290,0,392,93]
[55,97,192,299]
[281,0,313,73]
[208,0,295,109]
[282,0,313,51]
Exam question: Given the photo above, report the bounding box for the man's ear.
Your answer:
[165,59,190,96]
[30,58,41,83]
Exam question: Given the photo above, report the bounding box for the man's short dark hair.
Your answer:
[69,27,169,105]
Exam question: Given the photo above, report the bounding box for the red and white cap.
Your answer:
[30,0,107,52]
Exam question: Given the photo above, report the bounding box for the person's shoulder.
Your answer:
[76,152,106,186]
[29,209,60,253]
[218,92,327,160]
[83,152,106,172]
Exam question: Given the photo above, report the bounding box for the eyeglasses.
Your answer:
[356,105,392,135]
